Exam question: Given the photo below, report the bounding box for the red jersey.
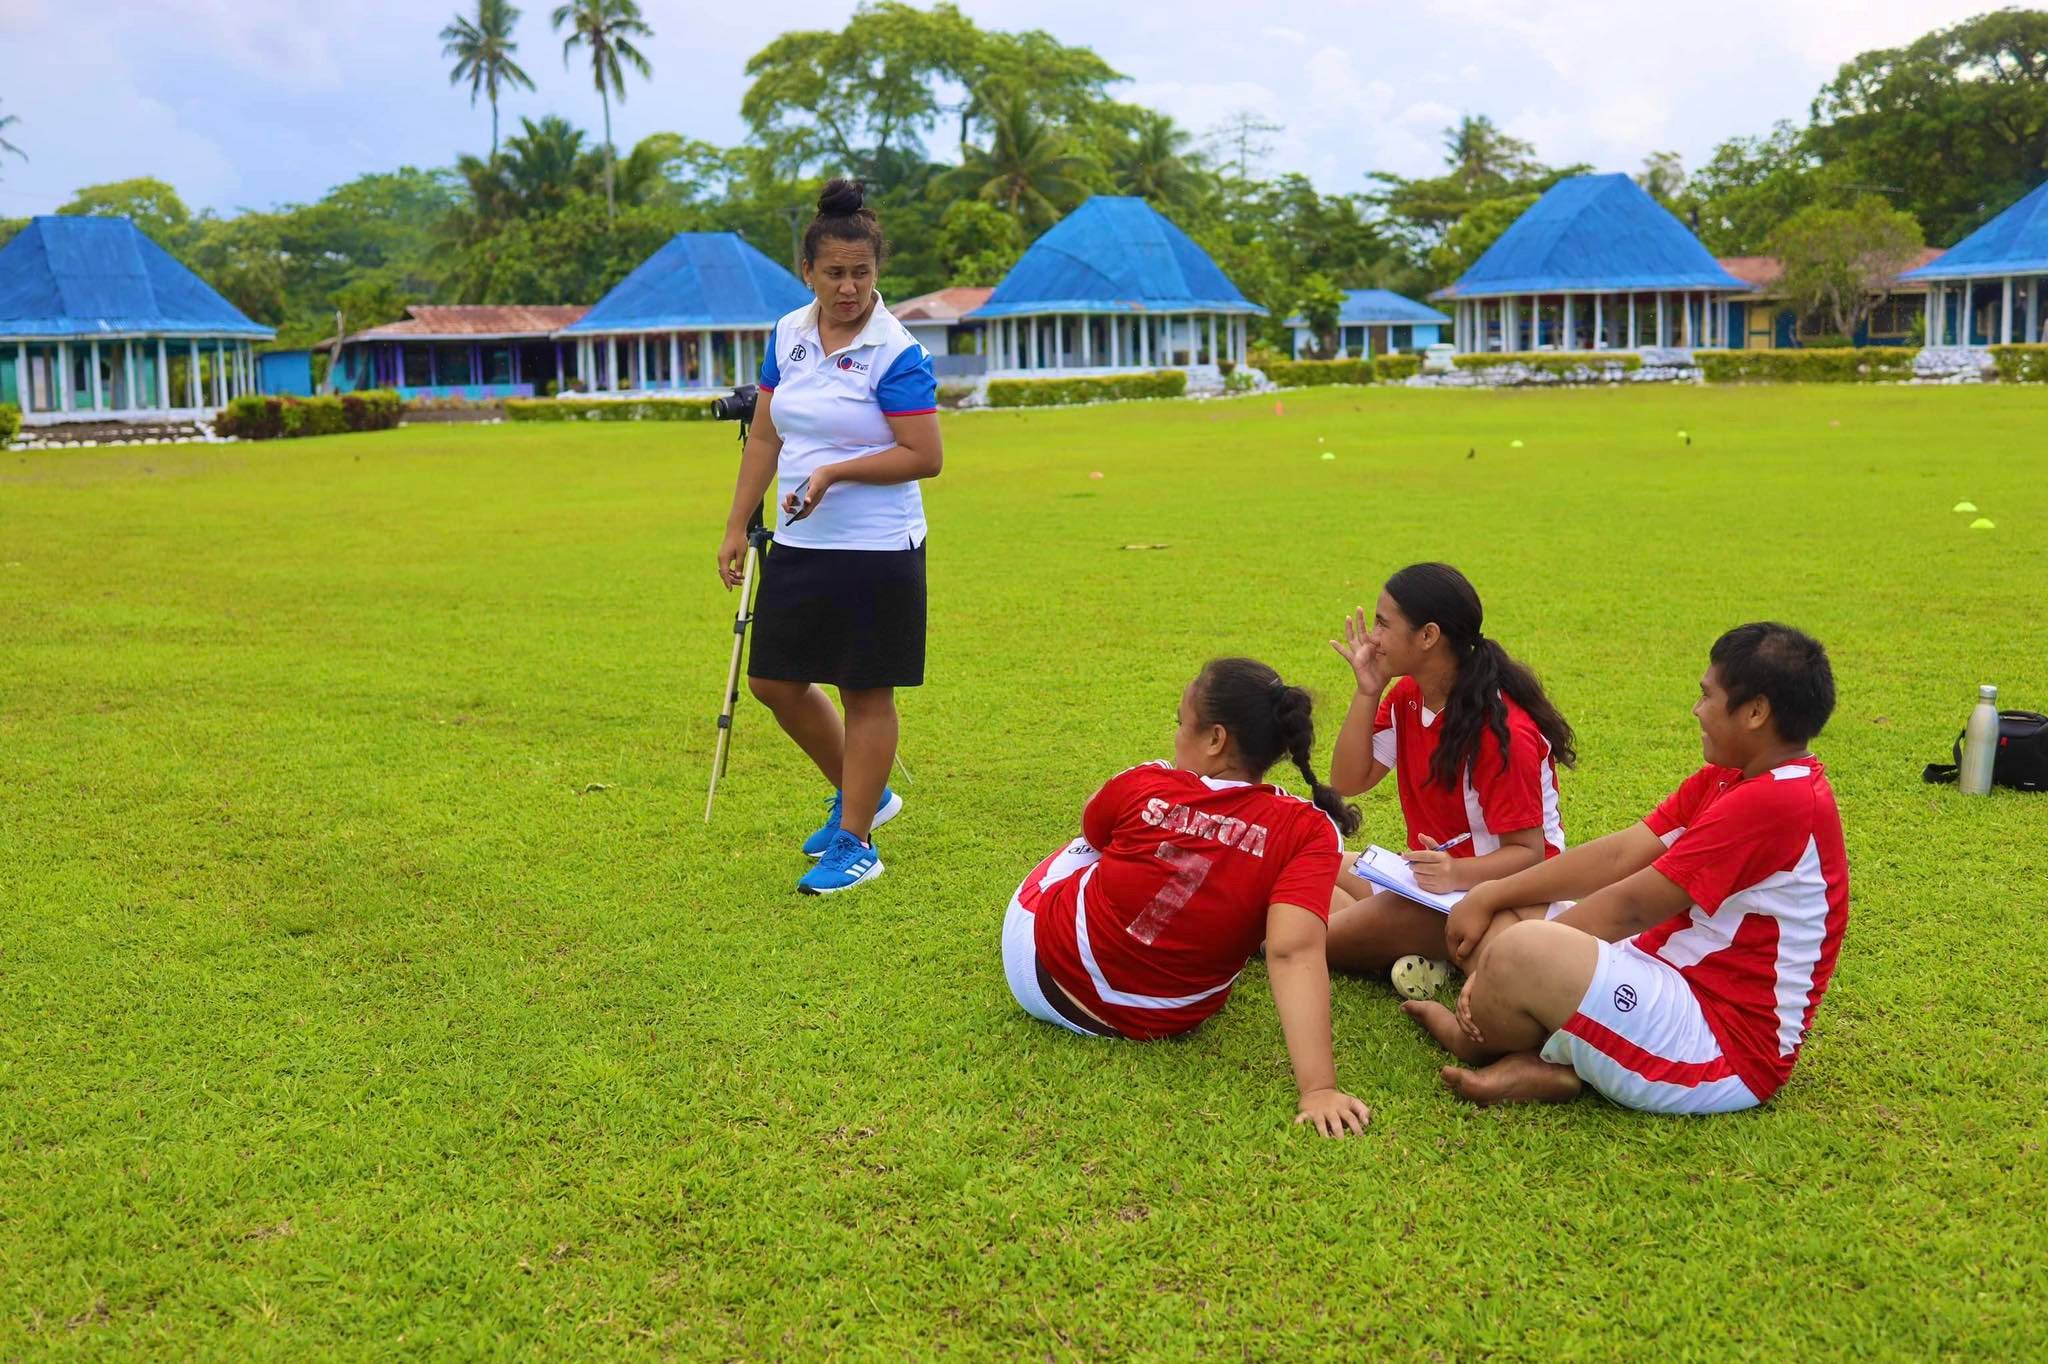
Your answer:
[1633,758,1850,1101]
[1032,762,1343,1040]
[1372,677,1565,858]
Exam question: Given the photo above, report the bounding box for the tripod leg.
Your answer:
[704,542,761,823]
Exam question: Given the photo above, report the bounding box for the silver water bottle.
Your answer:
[1959,684,1999,797]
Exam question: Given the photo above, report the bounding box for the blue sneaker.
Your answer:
[801,786,904,858]
[798,830,884,895]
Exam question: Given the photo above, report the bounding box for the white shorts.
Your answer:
[1538,939,1761,1115]
[1002,839,1108,1038]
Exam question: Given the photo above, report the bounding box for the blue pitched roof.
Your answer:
[0,216,273,340]
[559,232,810,334]
[966,197,1266,319]
[1899,179,2048,281]
[1436,174,1749,298]
[1284,288,1449,329]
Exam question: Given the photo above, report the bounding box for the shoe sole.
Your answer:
[798,859,884,896]
[803,791,905,860]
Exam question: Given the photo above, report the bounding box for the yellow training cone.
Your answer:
[1970,518,1996,530]
[1953,501,1978,513]
[1509,439,1525,448]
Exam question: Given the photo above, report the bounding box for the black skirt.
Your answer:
[747,539,927,689]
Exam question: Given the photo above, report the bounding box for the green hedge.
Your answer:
[1989,344,2048,383]
[1696,348,1917,384]
[0,402,20,445]
[1452,351,1644,376]
[1263,358,1375,388]
[215,390,402,440]
[503,396,718,422]
[984,370,1187,408]
[1375,355,1421,382]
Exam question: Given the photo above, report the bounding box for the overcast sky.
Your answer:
[0,0,2004,217]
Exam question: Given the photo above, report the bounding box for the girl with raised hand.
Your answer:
[1324,563,1577,982]
[1001,657,1374,1137]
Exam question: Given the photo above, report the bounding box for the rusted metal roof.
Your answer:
[345,305,590,343]
[1718,248,1945,293]
[892,287,995,324]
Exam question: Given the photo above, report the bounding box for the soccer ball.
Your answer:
[1390,954,1449,1001]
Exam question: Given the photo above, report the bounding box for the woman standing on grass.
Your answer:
[1002,657,1374,1137]
[1323,563,1577,980]
[716,179,942,896]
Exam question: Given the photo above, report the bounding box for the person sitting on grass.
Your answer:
[1408,622,1848,1114]
[1323,562,1577,985]
[1001,657,1375,1138]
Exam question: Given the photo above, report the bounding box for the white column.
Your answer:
[1592,295,1604,351]
[123,341,137,409]
[186,340,198,408]
[56,340,73,411]
[667,333,680,390]
[1654,293,1665,347]
[87,339,102,410]
[1053,315,1065,370]
[1110,316,1122,368]
[217,342,228,405]
[2001,277,2014,345]
[1081,316,1093,367]
[156,339,169,409]
[1206,314,1217,365]
[2030,277,2042,343]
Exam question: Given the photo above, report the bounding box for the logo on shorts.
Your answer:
[790,344,807,362]
[1613,984,1639,1012]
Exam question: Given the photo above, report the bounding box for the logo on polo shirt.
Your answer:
[837,355,869,374]
[789,343,807,362]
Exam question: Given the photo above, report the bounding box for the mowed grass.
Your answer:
[3,384,2045,1359]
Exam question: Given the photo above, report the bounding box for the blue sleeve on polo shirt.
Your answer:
[875,344,937,415]
[758,323,781,389]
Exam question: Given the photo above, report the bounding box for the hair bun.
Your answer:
[817,178,867,216]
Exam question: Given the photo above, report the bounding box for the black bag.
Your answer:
[1922,710,2048,791]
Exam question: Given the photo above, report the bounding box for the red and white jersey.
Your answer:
[1031,762,1344,1040]
[1633,757,1850,1101]
[1372,677,1565,858]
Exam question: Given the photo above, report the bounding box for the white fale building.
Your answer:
[964,196,1265,379]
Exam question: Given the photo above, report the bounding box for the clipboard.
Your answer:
[1351,844,1467,915]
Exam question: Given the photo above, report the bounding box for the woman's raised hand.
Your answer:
[1329,606,1387,697]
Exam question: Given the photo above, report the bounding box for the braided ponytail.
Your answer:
[1191,658,1362,836]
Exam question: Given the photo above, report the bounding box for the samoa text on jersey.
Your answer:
[758,292,939,552]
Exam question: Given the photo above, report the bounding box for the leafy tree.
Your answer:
[1677,121,1841,255]
[1369,115,1586,268]
[1429,192,1535,282]
[184,213,288,325]
[551,0,654,221]
[1636,151,1686,208]
[56,178,192,247]
[935,198,1021,284]
[447,191,683,302]
[1102,109,1208,212]
[0,99,23,178]
[442,0,535,158]
[1294,273,1346,357]
[1766,196,1925,341]
[1809,9,2048,244]
[503,114,593,214]
[937,90,1094,229]
[741,1,977,179]
[1250,174,1387,287]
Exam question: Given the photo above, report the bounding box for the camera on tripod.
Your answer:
[711,383,758,425]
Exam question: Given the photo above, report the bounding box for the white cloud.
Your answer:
[1261,25,1307,45]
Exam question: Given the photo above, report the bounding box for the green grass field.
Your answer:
[4,385,2046,1358]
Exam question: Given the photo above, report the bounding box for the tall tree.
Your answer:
[1206,109,1284,182]
[937,90,1094,229]
[56,178,192,248]
[551,0,654,222]
[1105,109,1207,211]
[442,0,535,159]
[1810,9,2048,244]
[0,99,23,178]
[1368,115,1584,270]
[1636,151,1686,208]
[1678,121,1840,255]
[1767,196,1925,342]
[1442,114,1542,188]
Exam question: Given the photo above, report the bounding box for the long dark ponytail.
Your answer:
[1383,563,1577,789]
[1192,657,1362,837]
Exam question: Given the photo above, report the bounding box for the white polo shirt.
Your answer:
[758,294,939,551]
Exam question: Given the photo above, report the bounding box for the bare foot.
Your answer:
[1401,1000,1491,1062]
[1440,1052,1584,1106]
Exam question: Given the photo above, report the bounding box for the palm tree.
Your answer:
[0,100,25,177]
[503,114,592,214]
[551,0,653,222]
[442,0,536,159]
[939,91,1094,231]
[1110,110,1203,209]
